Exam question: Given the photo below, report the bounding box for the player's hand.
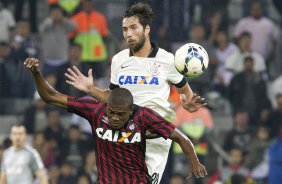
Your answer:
[65,66,94,93]
[187,160,208,179]
[24,58,40,72]
[181,93,207,113]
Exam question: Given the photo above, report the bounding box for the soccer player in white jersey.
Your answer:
[0,124,48,184]
[65,3,206,183]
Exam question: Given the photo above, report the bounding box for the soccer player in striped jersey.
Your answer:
[65,2,206,183]
[24,58,207,184]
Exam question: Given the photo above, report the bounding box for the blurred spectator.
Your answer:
[47,0,82,17]
[155,26,171,52]
[172,105,213,184]
[269,71,282,108]
[61,43,85,96]
[225,32,266,76]
[75,174,92,184]
[14,0,38,33]
[11,19,39,98]
[228,56,270,123]
[22,91,47,134]
[223,111,252,153]
[58,161,75,184]
[43,107,65,146]
[272,0,282,26]
[242,0,268,17]
[186,23,217,95]
[207,148,250,184]
[48,165,60,184]
[149,0,195,43]
[268,128,282,184]
[244,125,271,183]
[0,41,16,98]
[213,31,239,95]
[244,125,271,170]
[71,0,109,79]
[206,11,228,44]
[0,124,48,184]
[169,174,185,184]
[60,125,91,172]
[0,2,15,42]
[266,94,282,138]
[199,0,230,32]
[76,150,98,183]
[233,0,280,65]
[40,5,76,77]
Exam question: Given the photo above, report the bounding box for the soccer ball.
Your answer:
[174,43,209,78]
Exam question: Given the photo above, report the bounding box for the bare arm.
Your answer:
[36,169,49,184]
[0,172,7,184]
[65,66,110,102]
[24,58,68,109]
[170,128,208,178]
[176,83,206,112]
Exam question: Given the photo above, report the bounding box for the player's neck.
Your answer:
[13,144,24,150]
[132,40,153,57]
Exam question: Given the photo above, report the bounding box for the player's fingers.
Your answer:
[73,66,82,76]
[186,171,192,179]
[67,68,78,78]
[65,73,76,81]
[88,69,93,77]
[66,80,75,86]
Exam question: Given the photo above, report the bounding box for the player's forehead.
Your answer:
[122,16,141,28]
[108,104,130,113]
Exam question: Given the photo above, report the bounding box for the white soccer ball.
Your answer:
[174,43,209,78]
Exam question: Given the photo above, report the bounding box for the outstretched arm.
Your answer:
[176,83,207,112]
[24,58,67,109]
[170,129,208,178]
[65,66,110,102]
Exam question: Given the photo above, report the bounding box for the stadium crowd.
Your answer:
[0,0,282,184]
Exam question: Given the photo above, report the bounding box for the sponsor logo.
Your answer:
[118,75,159,85]
[121,64,130,69]
[127,121,136,132]
[96,128,141,143]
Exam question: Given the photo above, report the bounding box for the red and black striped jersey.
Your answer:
[67,96,175,184]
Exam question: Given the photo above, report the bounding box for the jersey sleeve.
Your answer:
[67,96,101,122]
[29,149,44,172]
[1,151,7,172]
[110,55,119,86]
[167,54,186,88]
[142,107,176,139]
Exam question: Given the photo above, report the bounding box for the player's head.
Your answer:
[250,0,263,19]
[10,124,27,148]
[107,88,134,129]
[122,3,153,52]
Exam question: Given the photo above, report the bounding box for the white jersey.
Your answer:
[110,43,185,121]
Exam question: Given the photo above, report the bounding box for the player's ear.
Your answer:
[145,25,150,34]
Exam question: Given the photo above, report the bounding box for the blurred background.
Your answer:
[0,0,281,184]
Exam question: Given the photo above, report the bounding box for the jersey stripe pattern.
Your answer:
[67,96,175,184]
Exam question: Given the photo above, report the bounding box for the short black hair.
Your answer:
[108,88,133,108]
[123,2,153,28]
[239,31,252,39]
[11,124,26,132]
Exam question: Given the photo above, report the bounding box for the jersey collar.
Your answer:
[129,42,159,58]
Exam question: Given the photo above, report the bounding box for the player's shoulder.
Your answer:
[156,47,174,63]
[24,145,40,155]
[112,49,130,64]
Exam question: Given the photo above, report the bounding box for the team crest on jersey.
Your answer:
[102,116,109,124]
[148,61,161,76]
[127,121,136,132]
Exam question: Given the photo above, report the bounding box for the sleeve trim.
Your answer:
[172,77,187,88]
[109,83,120,90]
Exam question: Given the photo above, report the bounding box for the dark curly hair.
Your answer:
[123,2,153,29]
